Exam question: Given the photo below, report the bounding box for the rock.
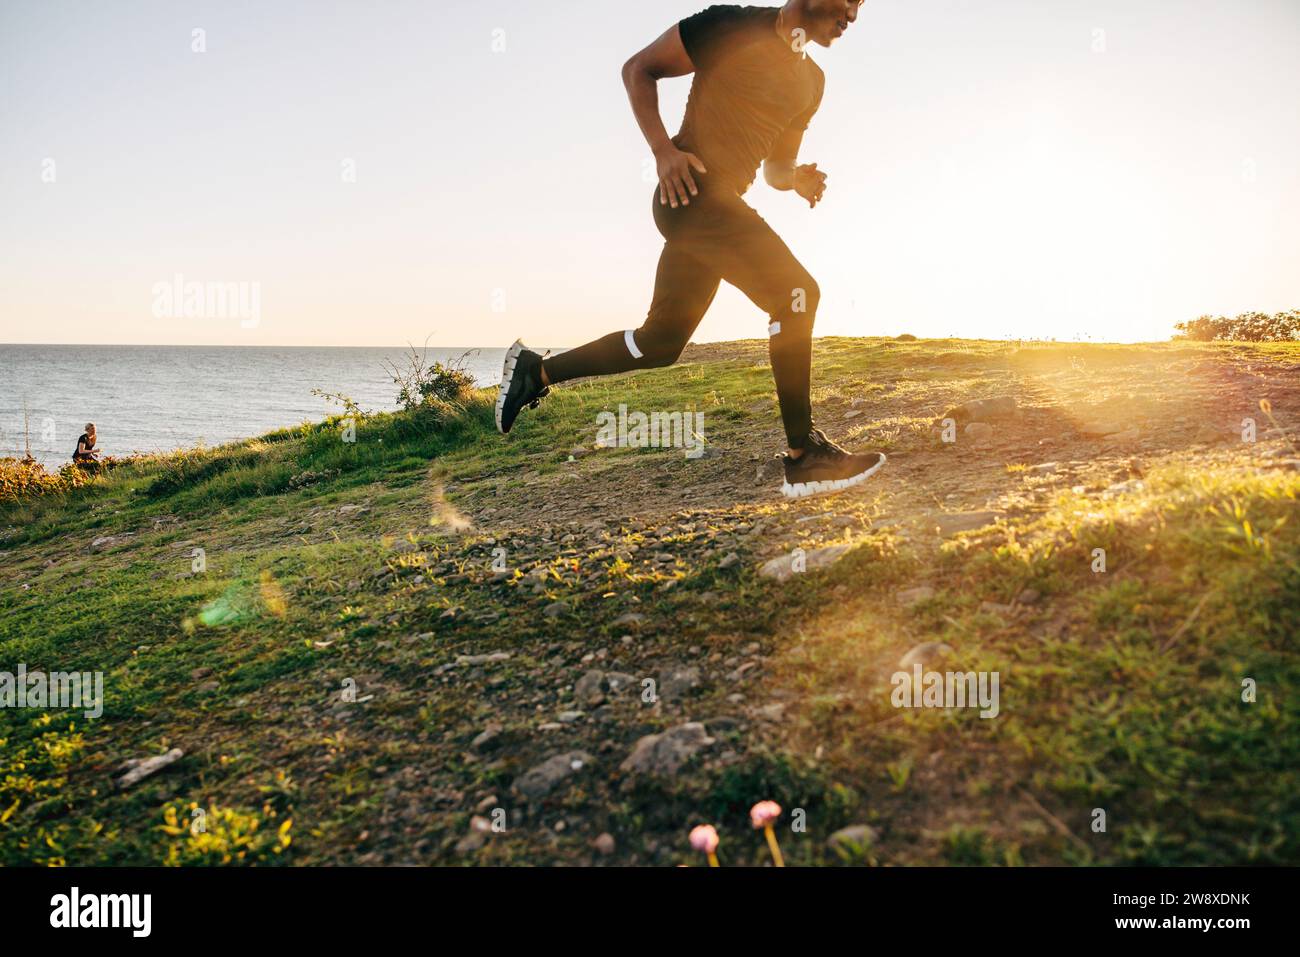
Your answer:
[117,748,184,789]
[543,601,569,618]
[1016,587,1042,605]
[513,751,593,801]
[190,667,213,680]
[658,665,701,701]
[718,552,740,570]
[1027,462,1060,473]
[620,723,714,776]
[964,421,994,444]
[1105,479,1145,495]
[470,725,502,753]
[727,661,759,682]
[704,716,742,733]
[844,409,863,419]
[931,511,1000,537]
[943,395,1017,424]
[557,710,584,724]
[613,612,646,629]
[828,824,879,850]
[454,829,488,854]
[605,672,636,694]
[457,652,511,666]
[758,543,854,582]
[896,585,936,607]
[898,642,953,669]
[591,832,616,856]
[575,669,605,704]
[90,535,127,553]
[754,702,786,721]
[474,794,499,814]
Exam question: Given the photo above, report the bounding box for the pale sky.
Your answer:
[2,0,1297,347]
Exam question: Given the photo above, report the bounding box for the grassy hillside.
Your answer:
[2,336,1298,866]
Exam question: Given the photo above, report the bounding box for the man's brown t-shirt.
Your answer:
[675,5,825,195]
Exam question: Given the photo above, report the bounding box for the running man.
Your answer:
[496,1,885,499]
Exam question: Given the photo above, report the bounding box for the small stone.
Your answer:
[1016,587,1042,605]
[543,601,569,618]
[896,585,936,607]
[828,824,879,850]
[513,751,593,801]
[474,795,499,814]
[457,652,511,666]
[471,725,502,753]
[557,710,584,724]
[931,512,1000,537]
[455,830,487,854]
[619,723,714,776]
[613,612,647,629]
[658,665,701,701]
[943,395,1017,424]
[718,552,740,570]
[758,543,854,582]
[116,748,184,789]
[898,642,953,669]
[605,672,636,694]
[592,832,616,855]
[575,669,605,704]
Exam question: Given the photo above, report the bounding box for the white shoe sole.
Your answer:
[495,339,526,434]
[781,452,887,500]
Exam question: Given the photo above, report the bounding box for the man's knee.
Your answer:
[768,275,818,344]
[771,274,819,328]
[627,326,687,368]
[795,276,820,318]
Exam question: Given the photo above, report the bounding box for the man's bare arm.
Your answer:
[622,26,708,208]
[764,125,828,208]
[763,125,805,190]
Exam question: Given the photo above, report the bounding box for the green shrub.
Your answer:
[1174,310,1299,342]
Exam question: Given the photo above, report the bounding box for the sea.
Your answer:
[0,344,514,468]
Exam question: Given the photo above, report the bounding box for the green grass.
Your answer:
[1,336,1298,866]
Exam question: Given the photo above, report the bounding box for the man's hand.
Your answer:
[655,144,708,208]
[794,163,828,208]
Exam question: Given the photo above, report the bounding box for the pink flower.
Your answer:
[750,800,782,829]
[689,824,720,855]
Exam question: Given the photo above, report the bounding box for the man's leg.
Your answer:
[542,243,720,385]
[675,202,819,451]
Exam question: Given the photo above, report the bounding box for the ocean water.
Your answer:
[0,344,511,468]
